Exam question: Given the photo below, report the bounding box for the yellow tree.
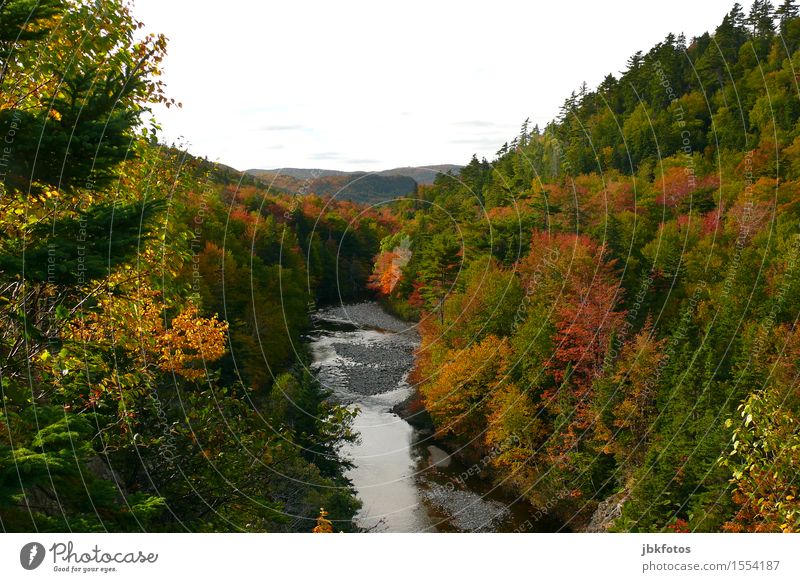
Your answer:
[422,335,511,441]
[312,508,334,533]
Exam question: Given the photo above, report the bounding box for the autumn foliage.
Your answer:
[388,13,800,529]
[421,335,511,440]
[69,289,228,382]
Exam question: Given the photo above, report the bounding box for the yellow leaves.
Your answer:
[261,447,273,465]
[65,192,94,207]
[312,508,334,533]
[723,384,800,532]
[158,306,228,380]
[484,381,541,472]
[0,187,62,231]
[68,288,228,382]
[421,335,511,438]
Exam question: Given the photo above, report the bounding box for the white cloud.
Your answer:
[133,0,735,171]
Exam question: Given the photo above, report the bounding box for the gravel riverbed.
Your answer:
[307,302,554,532]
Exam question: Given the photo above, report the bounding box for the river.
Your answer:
[307,301,562,532]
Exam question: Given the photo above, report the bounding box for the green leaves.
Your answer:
[0,198,166,284]
[0,405,167,531]
[0,0,63,48]
[0,0,365,533]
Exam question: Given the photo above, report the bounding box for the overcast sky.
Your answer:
[132,0,735,172]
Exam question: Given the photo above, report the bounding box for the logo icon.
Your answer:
[20,542,46,570]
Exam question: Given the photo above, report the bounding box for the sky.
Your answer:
[132,0,736,172]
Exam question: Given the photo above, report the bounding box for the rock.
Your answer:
[420,479,511,532]
[391,390,434,433]
[584,490,628,532]
[313,301,419,335]
[426,445,452,468]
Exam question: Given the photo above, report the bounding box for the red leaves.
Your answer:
[368,241,412,296]
[656,166,695,209]
[655,167,719,209]
[523,231,627,445]
[550,279,624,388]
[667,518,691,533]
[368,250,404,295]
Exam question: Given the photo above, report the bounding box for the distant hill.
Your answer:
[245,164,462,203]
[378,164,461,185]
[251,168,351,180]
[249,164,461,185]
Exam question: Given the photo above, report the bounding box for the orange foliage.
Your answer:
[368,239,411,296]
[723,471,799,532]
[597,323,668,469]
[485,381,544,471]
[655,167,718,209]
[666,518,690,533]
[312,507,334,533]
[725,197,771,244]
[158,305,228,380]
[421,335,511,439]
[656,166,695,208]
[70,288,228,383]
[518,231,626,453]
[606,179,636,213]
[369,251,402,295]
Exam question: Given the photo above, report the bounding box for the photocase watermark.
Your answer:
[19,540,159,573]
[509,246,561,334]
[598,269,655,378]
[19,542,46,570]
[281,168,320,221]
[720,150,756,299]
[0,109,21,184]
[74,176,96,286]
[654,58,699,205]
[429,434,525,494]
[189,197,209,300]
[512,487,571,532]
[746,223,800,363]
[148,386,178,466]
[17,540,160,574]
[277,168,322,312]
[640,280,707,396]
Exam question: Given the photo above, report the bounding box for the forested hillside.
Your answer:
[4,0,800,535]
[247,170,418,205]
[247,166,462,203]
[372,1,800,532]
[0,0,395,532]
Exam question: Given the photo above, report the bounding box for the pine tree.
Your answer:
[776,0,799,20]
[0,199,165,285]
[730,2,749,30]
[748,0,776,37]
[776,0,799,36]
[0,0,64,85]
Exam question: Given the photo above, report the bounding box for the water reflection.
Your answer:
[308,302,562,533]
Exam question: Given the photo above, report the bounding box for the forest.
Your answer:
[0,0,396,532]
[370,0,800,532]
[3,0,800,534]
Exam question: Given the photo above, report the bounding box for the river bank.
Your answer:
[307,301,564,532]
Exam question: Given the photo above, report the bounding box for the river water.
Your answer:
[307,302,561,533]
